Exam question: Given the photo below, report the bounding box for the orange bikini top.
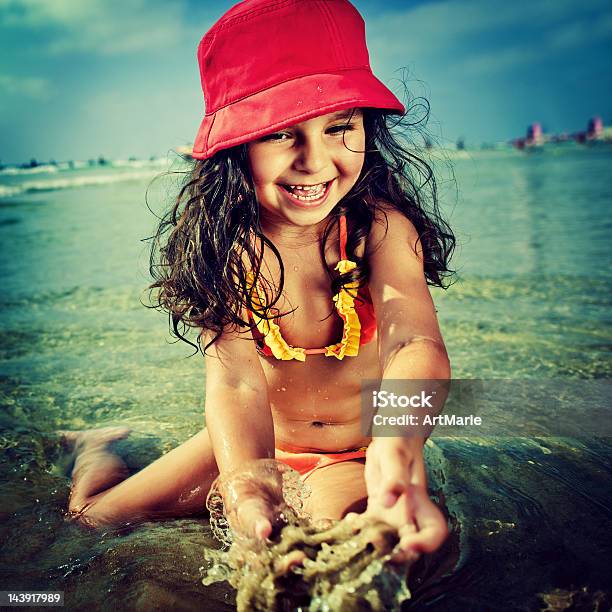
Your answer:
[245,214,377,361]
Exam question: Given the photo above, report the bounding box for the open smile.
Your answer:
[278,179,334,209]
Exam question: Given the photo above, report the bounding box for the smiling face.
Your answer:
[246,109,365,233]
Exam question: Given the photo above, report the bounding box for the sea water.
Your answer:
[0,148,610,610]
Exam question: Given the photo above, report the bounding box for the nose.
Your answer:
[293,135,329,175]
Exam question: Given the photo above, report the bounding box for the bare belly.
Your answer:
[261,340,381,452]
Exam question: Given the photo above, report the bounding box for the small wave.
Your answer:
[0,170,160,199]
[1,165,60,176]
[1,158,171,177]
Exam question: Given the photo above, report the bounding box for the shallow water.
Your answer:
[0,148,610,610]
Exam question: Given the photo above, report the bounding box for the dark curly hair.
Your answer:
[148,106,455,354]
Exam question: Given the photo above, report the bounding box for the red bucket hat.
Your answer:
[191,0,405,160]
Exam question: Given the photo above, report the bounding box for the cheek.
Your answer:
[249,160,287,201]
[338,131,365,177]
[247,144,275,189]
[340,150,365,180]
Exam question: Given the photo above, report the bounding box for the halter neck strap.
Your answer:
[339,214,348,260]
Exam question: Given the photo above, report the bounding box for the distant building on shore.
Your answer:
[527,122,543,146]
[587,117,603,140]
[512,122,543,150]
[511,117,610,149]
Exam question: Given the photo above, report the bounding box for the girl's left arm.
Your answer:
[363,206,450,559]
[367,206,450,381]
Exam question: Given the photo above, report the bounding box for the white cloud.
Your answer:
[0,73,49,97]
[458,47,541,76]
[0,0,187,55]
[547,12,612,52]
[365,0,612,75]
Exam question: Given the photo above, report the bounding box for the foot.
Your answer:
[58,426,131,456]
[57,426,131,485]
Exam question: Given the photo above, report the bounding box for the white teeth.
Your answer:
[288,182,326,192]
[285,182,327,201]
[293,191,322,201]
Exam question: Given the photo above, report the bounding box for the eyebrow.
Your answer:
[329,109,358,121]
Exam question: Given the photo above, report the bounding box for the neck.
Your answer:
[258,212,333,252]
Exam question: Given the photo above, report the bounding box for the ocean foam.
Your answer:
[0,170,160,199]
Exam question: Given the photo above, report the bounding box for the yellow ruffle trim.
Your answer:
[245,260,361,361]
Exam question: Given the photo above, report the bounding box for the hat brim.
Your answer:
[192,69,405,159]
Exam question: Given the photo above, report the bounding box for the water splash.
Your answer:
[202,460,413,611]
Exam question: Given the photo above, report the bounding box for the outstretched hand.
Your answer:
[363,437,448,563]
[221,468,286,541]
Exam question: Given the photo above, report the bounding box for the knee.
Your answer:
[304,495,367,522]
[302,461,368,521]
[303,475,367,520]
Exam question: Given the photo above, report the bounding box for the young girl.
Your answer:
[64,0,454,563]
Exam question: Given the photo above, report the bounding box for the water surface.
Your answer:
[0,149,610,610]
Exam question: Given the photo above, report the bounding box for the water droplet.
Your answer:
[280,387,287,392]
[293,265,299,271]
[317,85,323,93]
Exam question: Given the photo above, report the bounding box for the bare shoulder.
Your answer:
[200,319,267,395]
[366,203,424,265]
[364,203,447,361]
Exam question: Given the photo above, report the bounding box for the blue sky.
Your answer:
[1,0,611,164]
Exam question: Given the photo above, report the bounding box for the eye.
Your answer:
[260,131,292,142]
[327,123,356,135]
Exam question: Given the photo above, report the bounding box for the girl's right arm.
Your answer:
[202,326,280,539]
[202,326,274,472]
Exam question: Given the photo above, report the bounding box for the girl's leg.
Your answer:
[64,427,218,527]
[301,460,368,521]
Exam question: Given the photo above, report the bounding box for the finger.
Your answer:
[400,521,417,535]
[390,547,420,565]
[399,488,448,553]
[343,512,365,531]
[255,517,272,540]
[389,520,418,563]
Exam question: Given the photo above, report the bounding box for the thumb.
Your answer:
[235,498,274,540]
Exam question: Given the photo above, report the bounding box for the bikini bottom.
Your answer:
[275,446,368,482]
